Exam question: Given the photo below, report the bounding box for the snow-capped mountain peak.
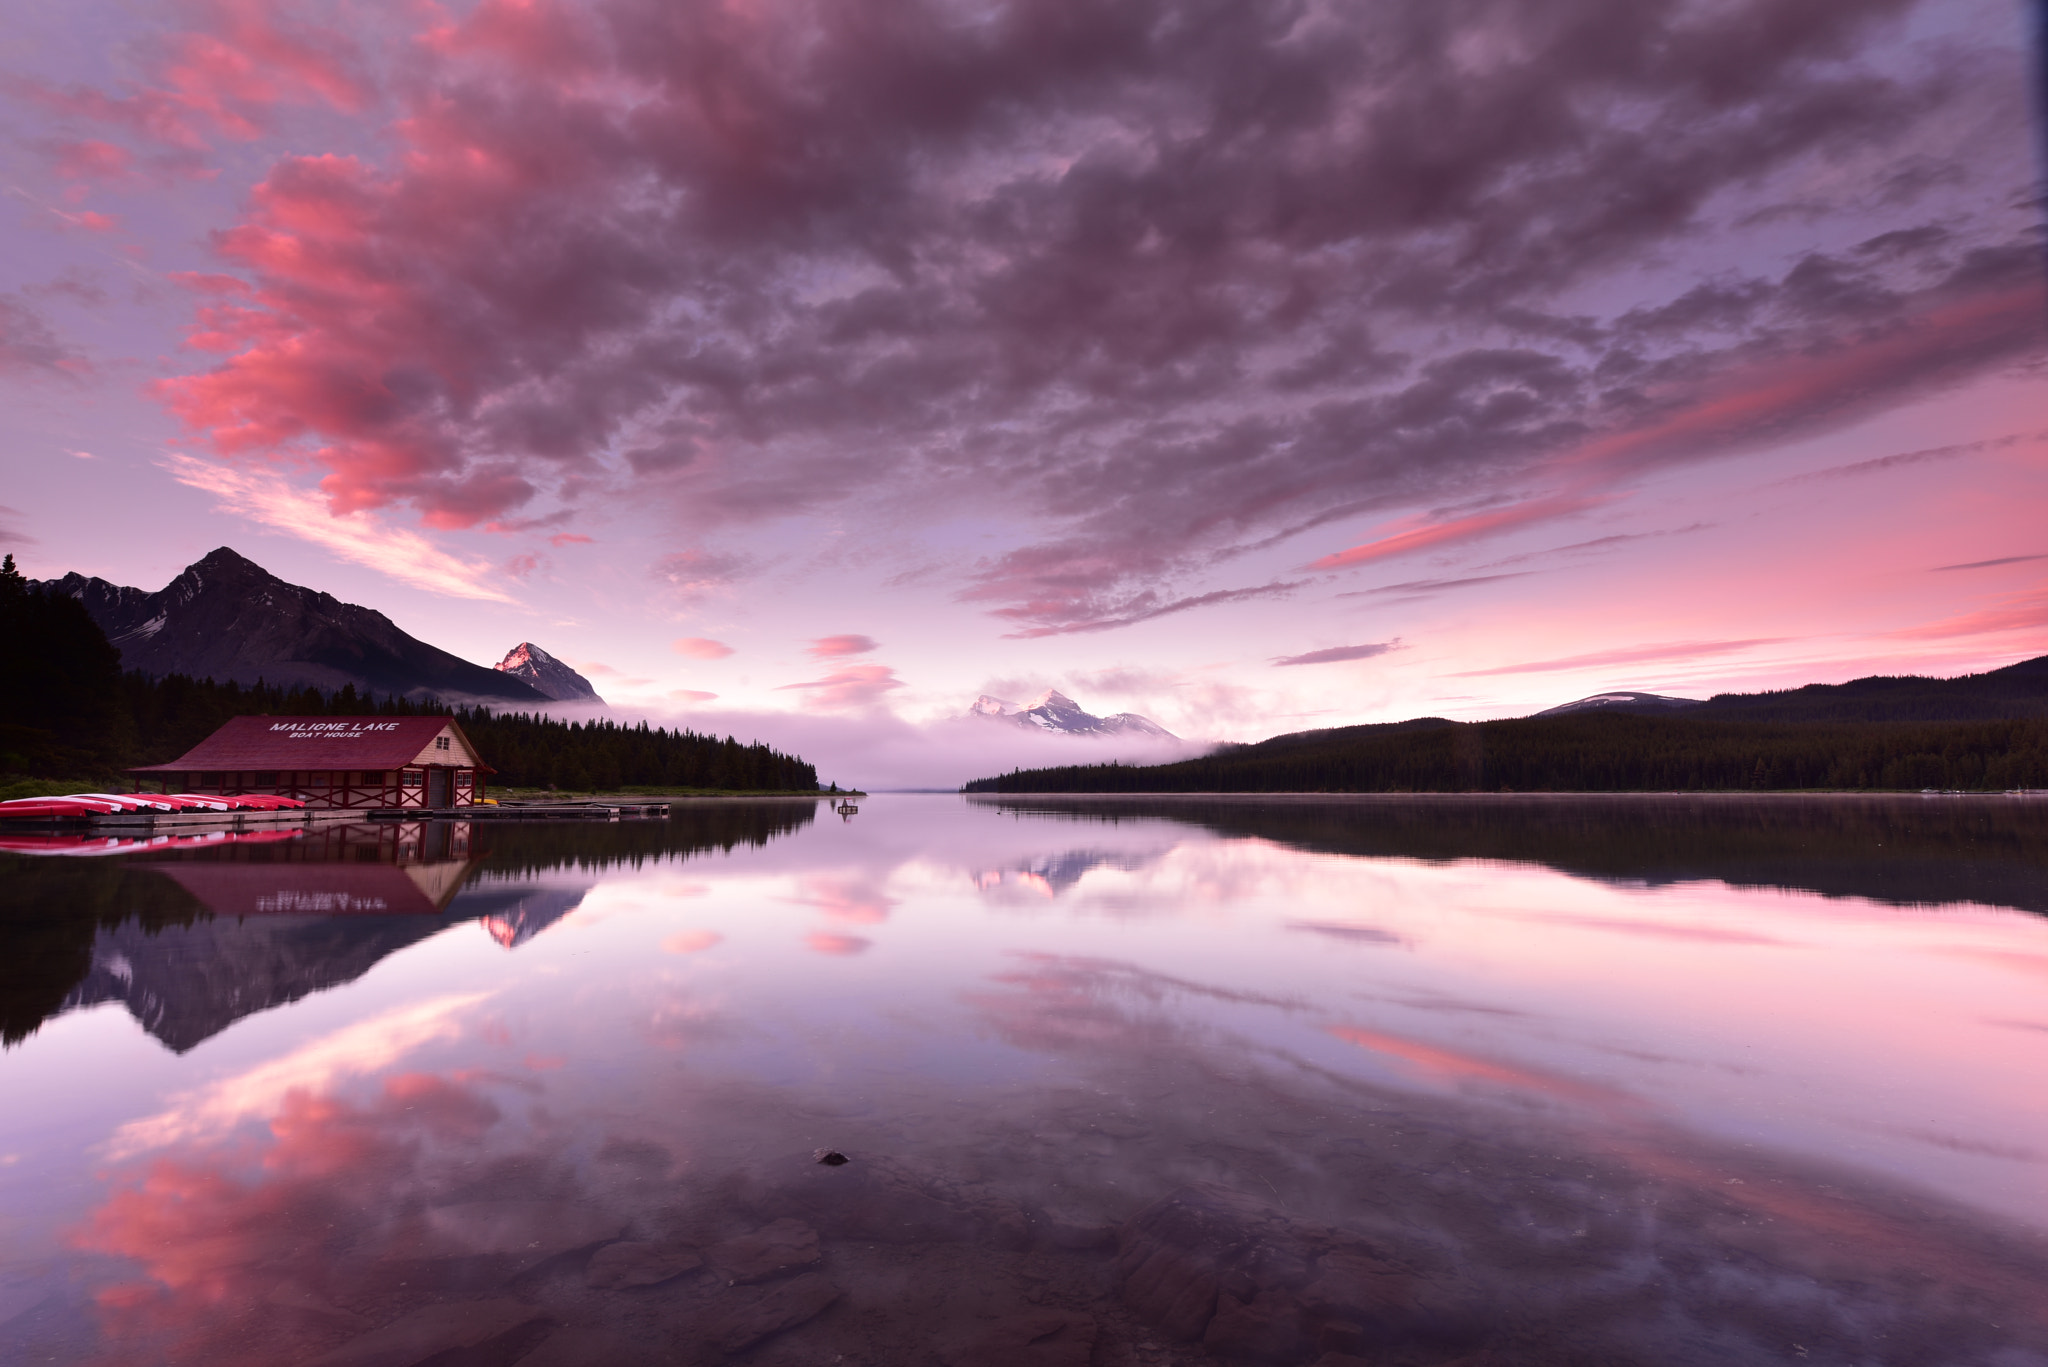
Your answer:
[965,689,1176,739]
[494,642,605,703]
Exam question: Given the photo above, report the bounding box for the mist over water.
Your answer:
[3,795,2046,1366]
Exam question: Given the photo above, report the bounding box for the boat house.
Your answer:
[130,716,492,810]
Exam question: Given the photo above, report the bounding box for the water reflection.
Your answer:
[0,803,818,1053]
[979,791,2048,913]
[1,795,2045,1367]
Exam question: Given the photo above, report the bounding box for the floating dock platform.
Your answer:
[368,800,672,822]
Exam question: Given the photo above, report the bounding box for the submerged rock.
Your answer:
[701,1272,841,1353]
[302,1299,551,1367]
[585,1240,704,1290]
[513,1326,653,1366]
[734,1153,1031,1248]
[381,1201,622,1269]
[937,1308,1098,1367]
[1115,1182,1473,1362]
[711,1218,821,1284]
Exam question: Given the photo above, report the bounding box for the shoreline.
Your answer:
[962,788,2048,800]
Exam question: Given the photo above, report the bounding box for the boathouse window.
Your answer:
[253,772,276,786]
[402,770,423,787]
[360,771,386,785]
[435,736,452,751]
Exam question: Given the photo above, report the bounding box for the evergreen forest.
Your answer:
[964,712,2048,794]
[0,555,818,793]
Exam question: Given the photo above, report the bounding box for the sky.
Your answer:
[2,0,2045,784]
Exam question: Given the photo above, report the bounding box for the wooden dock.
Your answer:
[368,800,672,822]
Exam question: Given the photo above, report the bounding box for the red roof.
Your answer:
[132,715,488,772]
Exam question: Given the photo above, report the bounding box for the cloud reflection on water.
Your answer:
[7,797,2048,1365]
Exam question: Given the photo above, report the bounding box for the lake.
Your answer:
[3,794,2046,1367]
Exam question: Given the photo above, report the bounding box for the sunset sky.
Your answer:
[2,0,2044,778]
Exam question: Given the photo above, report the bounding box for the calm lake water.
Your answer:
[3,794,2047,1367]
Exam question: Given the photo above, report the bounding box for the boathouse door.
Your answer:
[429,769,451,808]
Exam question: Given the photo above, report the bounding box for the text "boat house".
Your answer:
[130,715,492,809]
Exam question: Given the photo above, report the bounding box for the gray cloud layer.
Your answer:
[92,0,2046,631]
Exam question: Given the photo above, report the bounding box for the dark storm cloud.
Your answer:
[105,0,2042,629]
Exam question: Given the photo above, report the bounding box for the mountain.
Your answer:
[1537,655,2048,723]
[35,547,549,704]
[60,912,460,1053]
[966,651,2048,793]
[1686,654,2048,723]
[1536,691,1701,717]
[970,689,1176,739]
[495,642,603,703]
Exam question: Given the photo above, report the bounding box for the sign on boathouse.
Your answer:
[129,715,493,810]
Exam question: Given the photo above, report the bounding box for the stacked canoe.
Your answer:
[0,792,308,825]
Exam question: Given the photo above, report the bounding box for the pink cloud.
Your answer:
[787,874,897,925]
[661,928,723,954]
[774,663,905,711]
[59,209,121,233]
[667,689,719,703]
[169,271,253,296]
[1453,638,1791,678]
[548,532,593,547]
[653,550,751,601]
[158,453,517,601]
[17,0,368,155]
[51,139,134,181]
[807,634,878,658]
[1328,1024,1634,1112]
[671,637,734,659]
[804,931,872,957]
[420,0,606,83]
[1311,495,1608,571]
[1893,588,2048,642]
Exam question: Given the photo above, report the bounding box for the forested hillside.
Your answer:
[1686,655,2048,722]
[965,712,2048,794]
[0,556,818,792]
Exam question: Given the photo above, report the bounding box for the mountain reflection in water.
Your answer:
[1,804,818,1050]
[0,794,2045,1367]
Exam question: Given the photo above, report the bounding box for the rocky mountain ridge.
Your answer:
[36,547,550,704]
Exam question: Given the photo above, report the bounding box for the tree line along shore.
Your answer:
[0,555,817,796]
[964,712,2048,794]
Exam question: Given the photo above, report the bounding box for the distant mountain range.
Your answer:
[1537,654,2048,722]
[970,689,1176,739]
[35,547,559,705]
[966,652,2048,793]
[495,641,603,703]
